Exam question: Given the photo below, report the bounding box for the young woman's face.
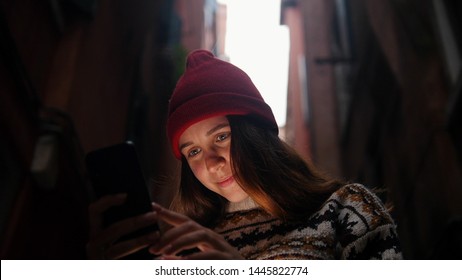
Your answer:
[179,116,249,203]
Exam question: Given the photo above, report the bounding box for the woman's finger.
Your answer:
[162,229,229,256]
[152,203,190,226]
[149,204,243,259]
[103,211,159,245]
[183,251,240,260]
[149,219,198,253]
[87,211,160,259]
[88,194,127,237]
[155,255,184,260]
[106,231,161,259]
[151,224,229,256]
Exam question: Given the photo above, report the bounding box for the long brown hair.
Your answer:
[170,115,343,226]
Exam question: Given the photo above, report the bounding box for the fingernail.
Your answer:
[163,244,173,255]
[152,203,162,211]
[149,245,158,254]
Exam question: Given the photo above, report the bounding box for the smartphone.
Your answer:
[85,141,159,258]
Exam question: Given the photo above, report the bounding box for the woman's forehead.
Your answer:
[179,116,230,143]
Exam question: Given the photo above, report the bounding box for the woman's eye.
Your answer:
[216,132,230,142]
[188,148,201,157]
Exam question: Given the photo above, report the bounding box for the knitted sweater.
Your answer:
[213,183,402,259]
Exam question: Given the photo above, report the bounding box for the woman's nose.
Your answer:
[204,150,226,172]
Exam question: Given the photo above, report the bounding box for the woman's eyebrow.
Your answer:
[179,123,230,153]
[179,141,193,153]
[206,123,230,136]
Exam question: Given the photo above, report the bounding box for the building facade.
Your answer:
[282,0,462,259]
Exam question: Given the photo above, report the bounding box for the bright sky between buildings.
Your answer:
[218,0,289,127]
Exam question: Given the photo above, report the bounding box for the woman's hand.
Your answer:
[149,203,243,260]
[86,194,160,259]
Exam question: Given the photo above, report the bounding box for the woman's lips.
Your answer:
[218,176,234,188]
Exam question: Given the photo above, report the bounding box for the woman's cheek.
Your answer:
[190,162,205,180]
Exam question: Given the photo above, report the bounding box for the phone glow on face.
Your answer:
[179,116,249,203]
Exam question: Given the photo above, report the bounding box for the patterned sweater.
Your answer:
[213,184,402,259]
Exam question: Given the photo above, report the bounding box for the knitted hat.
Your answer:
[167,49,278,159]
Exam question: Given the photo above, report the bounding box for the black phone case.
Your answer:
[85,141,158,259]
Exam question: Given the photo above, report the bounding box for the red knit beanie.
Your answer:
[167,49,279,159]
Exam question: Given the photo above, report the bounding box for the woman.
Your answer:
[87,50,402,259]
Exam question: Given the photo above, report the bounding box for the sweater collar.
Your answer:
[226,196,260,212]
